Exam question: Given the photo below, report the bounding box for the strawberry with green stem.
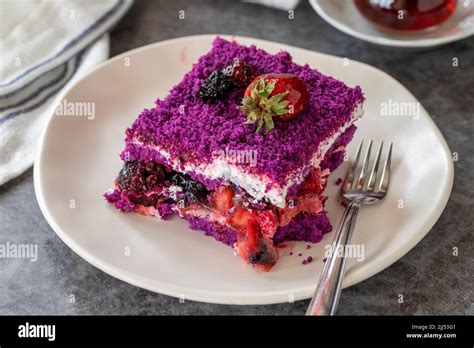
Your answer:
[239,73,309,133]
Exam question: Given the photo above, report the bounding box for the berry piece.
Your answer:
[227,207,254,230]
[245,219,261,251]
[145,161,156,174]
[170,172,196,188]
[142,194,159,207]
[209,185,235,214]
[169,172,208,203]
[117,161,142,191]
[298,168,324,194]
[131,176,146,191]
[185,181,208,203]
[170,172,184,186]
[239,73,309,133]
[243,219,278,267]
[222,59,255,87]
[199,70,233,101]
[146,174,159,189]
[231,63,255,87]
[248,240,277,266]
[255,210,278,238]
[227,207,278,269]
[117,160,166,194]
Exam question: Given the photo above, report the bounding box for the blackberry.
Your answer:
[146,174,159,188]
[117,160,166,193]
[186,181,208,202]
[199,70,233,101]
[145,161,157,174]
[146,162,166,183]
[170,172,186,186]
[131,175,146,191]
[117,161,141,191]
[169,172,208,203]
[142,194,159,207]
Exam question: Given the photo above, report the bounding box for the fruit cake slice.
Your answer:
[105,37,364,271]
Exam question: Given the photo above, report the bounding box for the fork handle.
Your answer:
[306,202,360,316]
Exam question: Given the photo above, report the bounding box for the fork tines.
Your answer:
[344,140,393,193]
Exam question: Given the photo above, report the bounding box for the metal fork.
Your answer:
[306,140,393,316]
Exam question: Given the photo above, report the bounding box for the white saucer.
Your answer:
[34,35,453,305]
[310,0,474,47]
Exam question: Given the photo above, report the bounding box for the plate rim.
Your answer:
[309,0,474,48]
[34,34,454,305]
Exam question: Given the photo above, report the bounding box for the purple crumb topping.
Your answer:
[104,189,120,203]
[104,189,135,212]
[156,202,175,219]
[124,37,364,185]
[120,143,169,164]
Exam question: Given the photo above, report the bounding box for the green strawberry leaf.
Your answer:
[256,116,264,133]
[267,91,288,104]
[240,77,293,133]
[263,112,275,133]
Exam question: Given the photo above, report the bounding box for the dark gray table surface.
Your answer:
[1,0,473,315]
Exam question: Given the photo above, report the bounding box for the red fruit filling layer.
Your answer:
[105,159,329,271]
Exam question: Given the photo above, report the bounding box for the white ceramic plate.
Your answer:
[34,35,453,305]
[310,0,474,48]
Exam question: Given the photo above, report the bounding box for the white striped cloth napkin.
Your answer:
[0,0,132,185]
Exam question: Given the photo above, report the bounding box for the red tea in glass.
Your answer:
[354,0,457,31]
